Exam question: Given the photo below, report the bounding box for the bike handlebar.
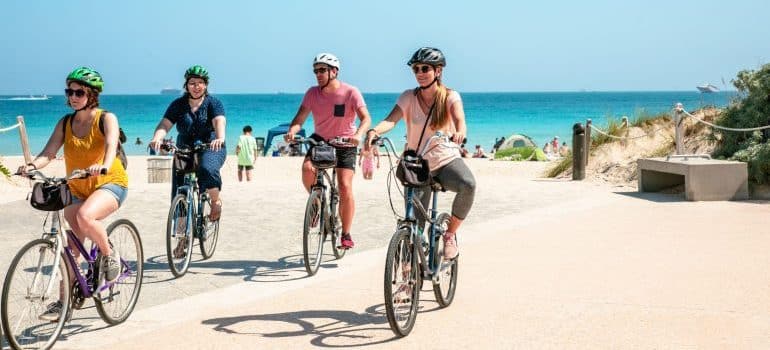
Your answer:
[15,168,106,183]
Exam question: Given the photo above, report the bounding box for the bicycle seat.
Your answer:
[430,177,446,192]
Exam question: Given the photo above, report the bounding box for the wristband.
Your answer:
[26,163,36,170]
[366,129,378,135]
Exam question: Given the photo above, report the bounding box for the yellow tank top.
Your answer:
[64,109,129,199]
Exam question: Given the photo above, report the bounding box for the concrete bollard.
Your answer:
[572,123,586,180]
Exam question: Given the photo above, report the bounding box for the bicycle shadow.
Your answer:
[201,295,447,347]
[201,303,396,347]
[142,254,342,283]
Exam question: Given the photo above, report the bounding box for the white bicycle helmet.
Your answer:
[313,53,340,70]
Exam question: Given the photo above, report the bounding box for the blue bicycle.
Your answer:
[372,136,459,337]
[164,143,220,278]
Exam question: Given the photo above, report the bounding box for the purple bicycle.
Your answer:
[1,170,143,350]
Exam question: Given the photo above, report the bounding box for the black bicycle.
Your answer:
[294,137,351,276]
[164,143,220,278]
[372,136,459,337]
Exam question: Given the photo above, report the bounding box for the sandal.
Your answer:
[209,199,222,222]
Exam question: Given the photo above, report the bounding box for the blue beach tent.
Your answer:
[263,123,306,156]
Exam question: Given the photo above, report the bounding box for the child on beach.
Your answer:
[358,146,379,179]
[236,125,258,182]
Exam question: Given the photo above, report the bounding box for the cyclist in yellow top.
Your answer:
[19,67,128,319]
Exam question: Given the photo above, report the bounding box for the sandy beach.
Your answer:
[1,155,769,349]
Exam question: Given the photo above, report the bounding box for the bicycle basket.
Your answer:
[173,151,200,174]
[311,144,336,169]
[30,182,72,211]
[396,149,431,187]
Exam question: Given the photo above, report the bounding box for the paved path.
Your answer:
[43,188,770,349]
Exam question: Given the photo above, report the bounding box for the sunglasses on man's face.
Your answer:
[412,65,433,74]
[313,67,328,74]
[65,88,86,97]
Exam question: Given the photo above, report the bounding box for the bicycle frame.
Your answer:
[312,167,339,233]
[175,172,201,238]
[36,210,129,303]
[376,136,445,280]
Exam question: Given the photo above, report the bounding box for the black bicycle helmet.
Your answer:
[407,47,446,67]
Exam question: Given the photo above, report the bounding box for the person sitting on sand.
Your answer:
[473,145,487,158]
[559,142,570,157]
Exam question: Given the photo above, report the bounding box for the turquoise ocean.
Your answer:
[0,92,734,156]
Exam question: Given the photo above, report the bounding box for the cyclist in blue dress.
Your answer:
[149,65,226,222]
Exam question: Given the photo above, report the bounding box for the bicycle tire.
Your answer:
[95,219,144,325]
[199,196,220,260]
[303,189,325,276]
[166,194,195,278]
[2,239,71,350]
[329,194,346,260]
[384,229,421,337]
[432,213,458,307]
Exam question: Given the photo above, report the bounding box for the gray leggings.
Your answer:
[415,158,476,223]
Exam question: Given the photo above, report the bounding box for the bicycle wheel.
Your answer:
[166,194,195,278]
[2,239,71,350]
[95,219,144,325]
[303,189,325,276]
[384,229,421,337]
[432,213,458,307]
[329,195,346,260]
[198,195,220,260]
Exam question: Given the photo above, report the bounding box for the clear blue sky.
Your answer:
[1,0,768,94]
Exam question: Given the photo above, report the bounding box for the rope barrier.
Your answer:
[0,122,21,133]
[588,123,669,140]
[679,109,770,132]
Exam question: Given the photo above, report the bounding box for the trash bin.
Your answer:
[147,157,172,183]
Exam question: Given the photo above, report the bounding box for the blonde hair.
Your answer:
[429,80,450,130]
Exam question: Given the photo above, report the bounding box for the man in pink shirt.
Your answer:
[285,53,372,249]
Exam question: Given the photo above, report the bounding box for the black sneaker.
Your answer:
[38,301,64,322]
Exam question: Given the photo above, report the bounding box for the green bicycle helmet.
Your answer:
[184,65,209,82]
[66,67,104,92]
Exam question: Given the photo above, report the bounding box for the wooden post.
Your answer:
[17,116,32,164]
[572,123,586,180]
[621,116,629,147]
[584,119,592,167]
[674,103,684,155]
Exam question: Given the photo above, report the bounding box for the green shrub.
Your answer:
[0,159,10,178]
[711,63,770,183]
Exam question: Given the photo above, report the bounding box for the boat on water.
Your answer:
[160,88,182,95]
[696,84,719,93]
[5,94,50,101]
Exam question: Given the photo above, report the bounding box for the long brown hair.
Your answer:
[429,80,450,130]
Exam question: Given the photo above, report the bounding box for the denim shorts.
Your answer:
[72,183,128,207]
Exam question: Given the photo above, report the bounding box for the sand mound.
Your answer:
[555,108,721,185]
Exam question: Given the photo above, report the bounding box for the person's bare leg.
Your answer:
[301,158,316,192]
[207,188,222,221]
[246,168,253,181]
[74,190,119,256]
[337,168,355,234]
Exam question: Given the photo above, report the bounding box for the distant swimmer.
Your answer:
[135,137,143,146]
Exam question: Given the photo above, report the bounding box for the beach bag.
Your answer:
[61,110,128,169]
[30,182,72,211]
[396,149,431,187]
[310,144,337,169]
[173,150,200,174]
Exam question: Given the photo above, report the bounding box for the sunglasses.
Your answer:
[412,65,433,74]
[65,88,86,97]
[313,67,328,74]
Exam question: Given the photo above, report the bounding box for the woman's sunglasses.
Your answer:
[65,88,86,97]
[313,67,328,74]
[412,65,433,74]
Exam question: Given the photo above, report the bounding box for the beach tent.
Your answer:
[498,134,537,150]
[263,123,306,156]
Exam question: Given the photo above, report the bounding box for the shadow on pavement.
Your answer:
[202,304,398,347]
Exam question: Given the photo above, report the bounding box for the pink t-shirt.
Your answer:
[301,82,366,140]
[396,88,463,171]
[396,89,462,150]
